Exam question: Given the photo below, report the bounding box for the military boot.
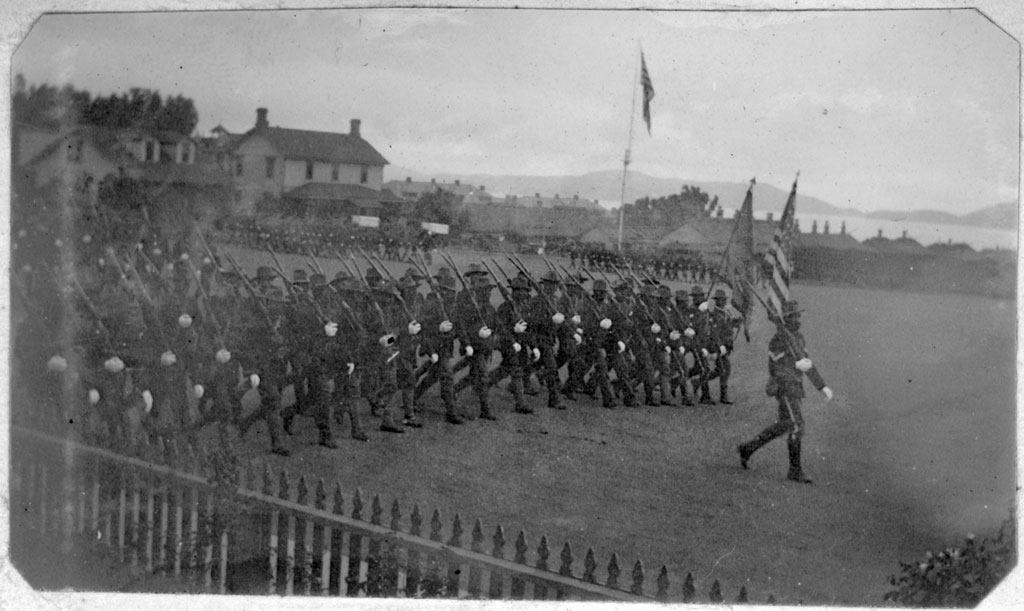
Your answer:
[786,436,813,484]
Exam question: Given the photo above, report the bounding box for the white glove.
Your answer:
[795,357,813,372]
[576,328,584,336]
[98,257,106,267]
[650,323,661,334]
[104,356,125,373]
[408,321,422,336]
[571,315,581,326]
[822,386,834,401]
[160,351,177,366]
[346,363,355,375]
[203,256,212,265]
[379,334,396,346]
[617,341,626,353]
[552,312,565,325]
[82,234,92,244]
[249,374,260,389]
[430,353,440,363]
[142,390,154,413]
[193,384,205,399]
[599,318,612,330]
[514,320,528,334]
[701,349,710,358]
[178,313,193,328]
[698,301,709,312]
[669,331,681,341]
[47,355,68,373]
[678,346,686,355]
[439,320,453,333]
[719,345,728,355]
[179,253,189,261]
[465,345,474,357]
[324,322,339,337]
[55,238,64,248]
[531,348,541,361]
[664,346,672,354]
[477,326,492,339]
[684,328,696,338]
[512,342,522,353]
[88,389,100,405]
[573,333,583,345]
[216,348,232,364]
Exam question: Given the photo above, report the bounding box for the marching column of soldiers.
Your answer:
[13,227,748,458]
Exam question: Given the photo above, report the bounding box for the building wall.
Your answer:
[282,159,382,191]
[32,141,119,191]
[232,136,281,214]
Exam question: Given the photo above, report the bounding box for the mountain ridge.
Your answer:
[384,167,1017,229]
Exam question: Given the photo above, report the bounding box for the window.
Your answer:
[145,140,156,162]
[331,163,339,182]
[360,165,369,184]
[306,160,314,180]
[266,156,276,178]
[235,157,244,176]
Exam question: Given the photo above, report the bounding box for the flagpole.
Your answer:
[617,46,641,253]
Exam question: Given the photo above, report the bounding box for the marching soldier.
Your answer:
[737,300,833,483]
[687,285,714,405]
[577,279,618,409]
[492,276,535,414]
[555,274,586,401]
[417,268,465,424]
[705,288,742,404]
[527,271,566,410]
[454,265,498,420]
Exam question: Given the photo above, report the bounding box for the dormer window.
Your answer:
[306,161,314,180]
[145,140,156,162]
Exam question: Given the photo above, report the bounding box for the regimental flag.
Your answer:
[729,180,756,340]
[766,175,799,317]
[640,52,655,134]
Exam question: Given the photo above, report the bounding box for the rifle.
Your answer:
[265,244,330,325]
[359,246,415,322]
[741,278,806,359]
[345,253,390,329]
[439,251,484,322]
[222,252,277,329]
[181,256,228,350]
[482,258,523,321]
[413,248,449,321]
[506,254,557,314]
[63,269,115,348]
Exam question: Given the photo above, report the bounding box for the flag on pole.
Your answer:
[766,175,799,317]
[640,52,655,134]
[729,180,756,340]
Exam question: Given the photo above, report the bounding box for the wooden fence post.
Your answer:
[534,535,550,599]
[299,476,314,596]
[630,559,644,596]
[655,565,670,602]
[491,525,509,599]
[682,572,695,602]
[511,530,528,599]
[391,500,407,598]
[280,470,296,596]
[264,464,279,595]
[606,552,620,590]
[333,483,350,597]
[315,479,331,596]
[405,504,422,598]
[583,548,597,584]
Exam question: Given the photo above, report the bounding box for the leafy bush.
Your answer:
[884,510,1016,607]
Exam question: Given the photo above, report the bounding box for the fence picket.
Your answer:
[709,579,723,603]
[354,490,368,597]
[630,559,644,596]
[172,487,183,575]
[655,565,670,602]
[682,572,695,602]
[333,483,350,597]
[40,464,49,536]
[606,552,620,590]
[91,459,100,544]
[392,500,407,598]
[468,518,484,597]
[737,585,748,603]
[131,474,141,571]
[489,524,506,599]
[158,484,169,573]
[557,542,573,600]
[268,467,280,595]
[534,535,550,599]
[299,476,314,596]
[315,479,331,596]
[188,485,200,576]
[219,528,229,594]
[117,472,126,562]
[405,505,422,597]
[145,479,155,572]
[367,494,383,596]
[511,530,528,599]
[280,470,297,596]
[583,548,596,583]
[425,509,444,597]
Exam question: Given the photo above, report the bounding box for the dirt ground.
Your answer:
[9,247,1016,605]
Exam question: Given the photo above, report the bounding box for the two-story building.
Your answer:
[230,108,399,219]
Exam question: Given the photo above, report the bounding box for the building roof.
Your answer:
[242,126,389,166]
[26,126,131,166]
[283,183,401,208]
[796,231,875,252]
[384,178,482,200]
[136,159,232,188]
[861,236,932,255]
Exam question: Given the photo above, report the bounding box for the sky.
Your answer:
[8,6,1021,215]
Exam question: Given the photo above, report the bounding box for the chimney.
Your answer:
[455,179,460,186]
[767,212,774,222]
[877,229,883,239]
[824,220,830,235]
[350,119,361,137]
[479,185,485,191]
[256,108,269,129]
[901,230,907,239]
[406,177,412,182]
[841,221,846,235]
[431,178,436,184]
[811,220,818,234]
[716,208,724,218]
[535,193,540,199]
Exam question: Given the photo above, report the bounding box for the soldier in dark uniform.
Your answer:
[737,300,833,483]
[327,274,370,441]
[417,269,464,424]
[686,285,714,405]
[669,289,695,406]
[454,268,498,420]
[577,279,617,408]
[705,288,742,404]
[555,275,586,401]
[395,271,426,428]
[358,276,407,434]
[492,276,534,414]
[526,271,566,410]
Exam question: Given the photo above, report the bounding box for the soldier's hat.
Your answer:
[293,269,309,284]
[330,270,352,286]
[614,280,633,292]
[781,300,803,318]
[254,266,276,282]
[657,285,672,298]
[639,284,657,297]
[690,285,705,297]
[375,279,401,297]
[674,289,689,300]
[464,263,488,277]
[309,273,327,287]
[509,276,531,292]
[436,266,453,278]
[471,275,495,290]
[713,288,728,300]
[397,276,419,291]
[403,267,427,281]
[539,270,560,284]
[592,279,608,292]
[364,267,383,282]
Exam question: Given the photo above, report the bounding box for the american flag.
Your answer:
[766,176,799,317]
[640,52,654,134]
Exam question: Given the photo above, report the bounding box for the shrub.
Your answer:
[884,510,1016,607]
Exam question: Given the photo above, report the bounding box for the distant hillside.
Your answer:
[384,167,1017,229]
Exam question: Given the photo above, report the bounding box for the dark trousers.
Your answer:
[740,394,806,474]
[705,350,732,398]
